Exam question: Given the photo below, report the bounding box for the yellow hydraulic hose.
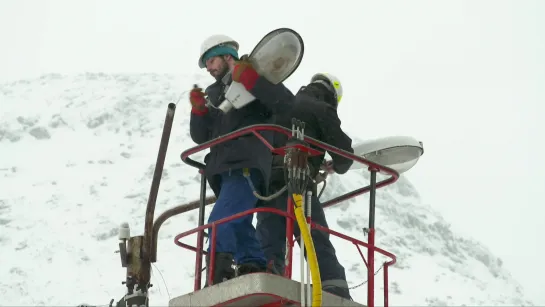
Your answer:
[292,193,322,307]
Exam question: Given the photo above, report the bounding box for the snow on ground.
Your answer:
[0,73,533,306]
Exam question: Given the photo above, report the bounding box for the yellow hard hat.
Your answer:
[310,72,343,103]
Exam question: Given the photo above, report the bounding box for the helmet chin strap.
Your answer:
[312,80,337,101]
[300,82,337,108]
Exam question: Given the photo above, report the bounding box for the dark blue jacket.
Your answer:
[190,76,294,197]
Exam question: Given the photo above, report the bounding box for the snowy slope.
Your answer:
[0,73,533,306]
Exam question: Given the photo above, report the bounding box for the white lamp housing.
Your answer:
[350,136,424,174]
[218,28,304,113]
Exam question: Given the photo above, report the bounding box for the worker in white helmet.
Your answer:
[189,34,295,286]
[256,72,354,300]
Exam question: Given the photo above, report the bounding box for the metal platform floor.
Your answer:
[169,273,366,307]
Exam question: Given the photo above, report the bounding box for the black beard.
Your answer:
[214,63,230,81]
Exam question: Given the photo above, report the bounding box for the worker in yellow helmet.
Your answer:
[256,72,354,300]
[309,72,343,104]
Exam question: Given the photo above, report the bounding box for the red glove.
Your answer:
[232,60,260,91]
[189,87,208,115]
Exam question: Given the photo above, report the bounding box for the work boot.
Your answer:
[266,260,283,275]
[203,252,235,287]
[236,262,267,276]
[323,285,353,301]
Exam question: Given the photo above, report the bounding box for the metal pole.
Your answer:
[368,169,376,230]
[305,189,312,306]
[300,193,306,307]
[143,102,176,265]
[194,170,207,290]
[367,168,377,307]
[384,265,389,307]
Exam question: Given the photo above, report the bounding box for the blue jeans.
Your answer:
[207,168,267,266]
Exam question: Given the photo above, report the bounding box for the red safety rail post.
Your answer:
[193,169,207,290]
[174,208,397,306]
[285,195,294,279]
[179,124,400,307]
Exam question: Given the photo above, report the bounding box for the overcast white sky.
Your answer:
[1,0,543,304]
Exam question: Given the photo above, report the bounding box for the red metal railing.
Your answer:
[177,124,400,307]
[174,208,397,306]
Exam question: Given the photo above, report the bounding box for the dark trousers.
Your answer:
[207,168,266,266]
[255,184,349,289]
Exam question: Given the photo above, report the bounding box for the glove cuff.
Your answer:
[191,107,209,116]
[233,64,259,91]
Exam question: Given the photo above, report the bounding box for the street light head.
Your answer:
[351,136,424,174]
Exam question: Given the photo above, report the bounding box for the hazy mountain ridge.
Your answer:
[0,73,533,306]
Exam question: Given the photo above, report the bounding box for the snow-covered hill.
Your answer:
[0,73,533,306]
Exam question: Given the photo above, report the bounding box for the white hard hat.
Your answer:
[310,72,343,104]
[198,34,240,69]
